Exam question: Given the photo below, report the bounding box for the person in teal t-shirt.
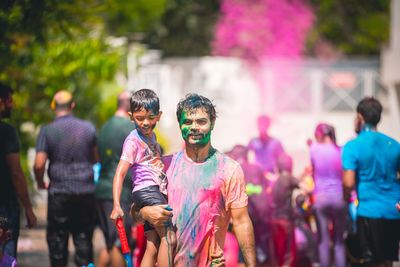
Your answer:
[342,97,400,266]
[95,91,135,267]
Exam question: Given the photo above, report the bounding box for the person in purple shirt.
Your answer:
[248,115,285,175]
[310,123,346,267]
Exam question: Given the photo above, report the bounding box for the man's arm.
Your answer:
[34,151,48,189]
[7,153,37,228]
[343,170,356,201]
[231,206,257,267]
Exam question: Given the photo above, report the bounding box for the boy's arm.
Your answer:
[231,206,257,267]
[110,160,131,220]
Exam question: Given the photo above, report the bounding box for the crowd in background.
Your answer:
[1,83,399,267]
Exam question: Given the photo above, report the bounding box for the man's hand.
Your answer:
[25,208,37,228]
[36,180,48,190]
[139,205,173,227]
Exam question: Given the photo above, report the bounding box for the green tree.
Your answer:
[309,0,390,55]
[0,0,167,180]
[143,0,220,57]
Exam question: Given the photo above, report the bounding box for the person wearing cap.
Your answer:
[0,83,37,259]
[34,90,99,267]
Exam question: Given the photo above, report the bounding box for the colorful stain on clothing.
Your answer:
[167,150,248,266]
[120,129,166,194]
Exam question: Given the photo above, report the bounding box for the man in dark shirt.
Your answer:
[95,91,135,267]
[34,90,98,267]
[0,83,36,258]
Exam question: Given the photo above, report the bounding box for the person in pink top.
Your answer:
[110,89,176,267]
[139,94,257,267]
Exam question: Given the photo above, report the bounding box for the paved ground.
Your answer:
[17,192,105,267]
[16,192,400,267]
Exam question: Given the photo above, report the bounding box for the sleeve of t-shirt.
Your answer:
[225,164,248,210]
[342,141,357,171]
[5,125,20,154]
[120,135,138,165]
[35,126,48,153]
[89,123,97,148]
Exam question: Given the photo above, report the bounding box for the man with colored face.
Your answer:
[139,94,257,267]
[0,83,36,258]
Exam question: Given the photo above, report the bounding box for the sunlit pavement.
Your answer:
[17,191,105,267]
[16,191,400,267]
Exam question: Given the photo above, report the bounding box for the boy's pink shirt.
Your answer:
[166,150,248,266]
[120,129,166,194]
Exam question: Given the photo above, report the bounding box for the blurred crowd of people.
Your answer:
[1,82,399,267]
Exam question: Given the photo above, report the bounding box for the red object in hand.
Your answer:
[116,218,130,254]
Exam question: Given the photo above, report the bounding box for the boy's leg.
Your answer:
[141,230,160,267]
[155,225,176,267]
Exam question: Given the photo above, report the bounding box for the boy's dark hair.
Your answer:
[0,82,13,100]
[130,89,160,114]
[0,216,9,231]
[356,97,382,126]
[176,94,217,124]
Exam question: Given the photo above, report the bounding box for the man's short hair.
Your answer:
[0,83,13,100]
[176,94,217,124]
[130,89,160,114]
[357,97,382,126]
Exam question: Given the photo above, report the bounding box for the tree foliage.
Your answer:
[143,0,220,57]
[0,0,167,166]
[309,0,390,55]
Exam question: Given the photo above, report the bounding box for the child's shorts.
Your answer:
[132,185,168,232]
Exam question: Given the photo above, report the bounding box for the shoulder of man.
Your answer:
[0,121,19,153]
[0,121,16,133]
[219,152,243,177]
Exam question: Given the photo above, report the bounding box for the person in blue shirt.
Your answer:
[342,97,400,267]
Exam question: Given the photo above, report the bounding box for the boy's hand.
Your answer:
[110,205,124,222]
